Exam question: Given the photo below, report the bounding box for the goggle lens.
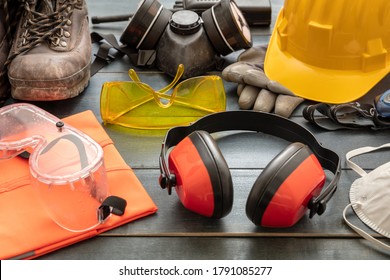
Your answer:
[0,104,113,232]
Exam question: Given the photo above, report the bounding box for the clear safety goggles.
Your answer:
[100,64,226,129]
[0,103,124,232]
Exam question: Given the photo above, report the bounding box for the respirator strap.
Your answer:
[303,102,390,130]
[90,32,156,76]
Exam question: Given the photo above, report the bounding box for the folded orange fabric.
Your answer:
[0,110,158,259]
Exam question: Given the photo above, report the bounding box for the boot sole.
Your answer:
[10,64,90,101]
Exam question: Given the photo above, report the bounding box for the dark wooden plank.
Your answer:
[26,0,389,260]
[34,72,390,170]
[88,0,275,36]
[38,236,390,260]
[74,169,381,238]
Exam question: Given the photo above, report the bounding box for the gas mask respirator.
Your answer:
[119,0,252,78]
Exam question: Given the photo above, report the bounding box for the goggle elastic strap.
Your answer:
[40,132,128,228]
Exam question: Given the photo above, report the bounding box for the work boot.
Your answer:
[7,0,92,101]
[0,0,11,105]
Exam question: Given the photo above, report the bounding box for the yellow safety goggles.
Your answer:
[100,64,226,129]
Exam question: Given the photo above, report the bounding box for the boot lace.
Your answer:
[15,0,81,55]
[1,0,82,105]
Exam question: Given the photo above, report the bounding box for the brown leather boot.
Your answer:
[7,0,91,101]
[0,0,11,105]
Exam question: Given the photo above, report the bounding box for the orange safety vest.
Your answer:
[0,110,158,259]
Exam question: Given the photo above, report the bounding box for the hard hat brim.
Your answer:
[264,11,390,104]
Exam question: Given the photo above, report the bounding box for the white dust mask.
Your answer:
[343,143,390,251]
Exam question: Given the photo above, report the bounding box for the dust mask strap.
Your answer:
[343,205,390,251]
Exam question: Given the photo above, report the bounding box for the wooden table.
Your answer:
[23,0,390,259]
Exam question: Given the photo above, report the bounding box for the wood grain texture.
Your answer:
[30,0,390,259]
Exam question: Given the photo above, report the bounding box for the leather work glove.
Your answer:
[222,45,305,118]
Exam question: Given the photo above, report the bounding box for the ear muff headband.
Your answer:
[159,110,341,218]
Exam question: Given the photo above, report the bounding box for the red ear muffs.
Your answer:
[246,142,326,227]
[168,130,233,218]
[159,111,340,228]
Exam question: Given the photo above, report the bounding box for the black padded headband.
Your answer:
[160,110,341,218]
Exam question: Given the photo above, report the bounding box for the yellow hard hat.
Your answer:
[265,0,390,104]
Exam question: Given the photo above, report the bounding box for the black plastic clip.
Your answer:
[97,195,127,223]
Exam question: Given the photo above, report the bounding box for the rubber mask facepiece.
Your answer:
[0,103,121,232]
[344,143,390,251]
[100,64,226,129]
[119,0,252,79]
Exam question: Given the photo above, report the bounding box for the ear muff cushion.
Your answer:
[246,142,316,226]
[189,130,233,218]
